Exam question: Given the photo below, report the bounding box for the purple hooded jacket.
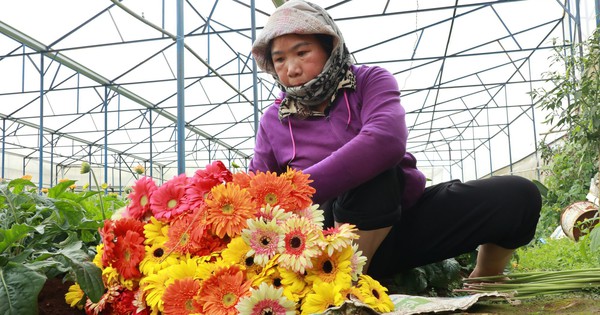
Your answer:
[250,64,426,208]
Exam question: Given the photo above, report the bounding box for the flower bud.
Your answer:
[134,164,145,175]
[80,162,91,174]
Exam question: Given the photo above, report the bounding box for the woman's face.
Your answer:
[270,33,329,87]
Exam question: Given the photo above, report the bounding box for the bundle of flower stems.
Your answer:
[458,268,600,299]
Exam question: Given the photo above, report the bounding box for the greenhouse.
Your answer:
[1,0,599,314]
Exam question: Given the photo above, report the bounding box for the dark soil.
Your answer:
[38,278,85,315]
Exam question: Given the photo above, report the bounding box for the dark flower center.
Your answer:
[323,260,333,273]
[261,308,274,315]
[273,278,282,287]
[261,236,271,246]
[245,256,254,267]
[290,236,302,248]
[153,248,164,258]
[372,289,380,299]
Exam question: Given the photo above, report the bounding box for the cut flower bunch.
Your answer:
[66,161,395,315]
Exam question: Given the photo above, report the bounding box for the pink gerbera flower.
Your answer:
[127,177,157,220]
[150,174,190,222]
[242,218,284,267]
[186,161,233,211]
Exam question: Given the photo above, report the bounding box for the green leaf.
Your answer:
[589,224,600,253]
[7,179,36,195]
[532,179,549,198]
[0,262,46,315]
[0,224,35,254]
[55,241,104,302]
[74,261,104,303]
[48,180,76,198]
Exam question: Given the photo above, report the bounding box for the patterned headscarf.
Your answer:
[251,0,356,119]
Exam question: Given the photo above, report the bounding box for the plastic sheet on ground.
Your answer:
[315,292,512,315]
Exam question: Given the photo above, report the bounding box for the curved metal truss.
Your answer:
[0,0,597,191]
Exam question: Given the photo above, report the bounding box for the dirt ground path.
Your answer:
[462,293,600,314]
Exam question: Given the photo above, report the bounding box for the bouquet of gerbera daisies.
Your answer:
[65,161,395,315]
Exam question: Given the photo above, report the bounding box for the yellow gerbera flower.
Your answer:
[140,268,171,313]
[279,267,310,303]
[144,216,169,245]
[139,242,181,276]
[357,274,395,313]
[320,223,359,257]
[301,282,344,315]
[64,283,84,309]
[305,245,353,288]
[93,244,104,268]
[222,236,264,280]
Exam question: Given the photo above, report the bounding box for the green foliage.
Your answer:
[0,177,126,312]
[388,258,463,295]
[532,28,600,238]
[513,236,600,272]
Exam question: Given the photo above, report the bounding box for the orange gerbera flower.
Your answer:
[205,183,256,238]
[248,171,295,212]
[231,170,254,189]
[165,211,206,255]
[162,278,203,315]
[282,167,315,211]
[198,265,252,315]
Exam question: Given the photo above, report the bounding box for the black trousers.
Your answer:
[323,170,542,280]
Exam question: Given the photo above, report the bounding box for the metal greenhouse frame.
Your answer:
[0,0,598,192]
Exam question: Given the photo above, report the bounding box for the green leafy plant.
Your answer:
[0,177,125,315]
[388,258,463,296]
[532,28,600,238]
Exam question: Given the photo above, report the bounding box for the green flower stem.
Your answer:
[461,268,600,298]
[90,169,106,220]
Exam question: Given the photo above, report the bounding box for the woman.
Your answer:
[250,0,541,281]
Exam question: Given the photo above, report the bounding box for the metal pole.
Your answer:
[1,119,5,179]
[176,0,186,174]
[251,0,259,139]
[38,54,44,192]
[104,86,109,194]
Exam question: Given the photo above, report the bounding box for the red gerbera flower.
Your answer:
[187,161,233,211]
[150,174,190,222]
[100,220,117,267]
[101,218,146,267]
[162,278,203,315]
[112,230,146,279]
[248,171,295,212]
[198,265,252,315]
[110,289,137,315]
[127,177,157,220]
